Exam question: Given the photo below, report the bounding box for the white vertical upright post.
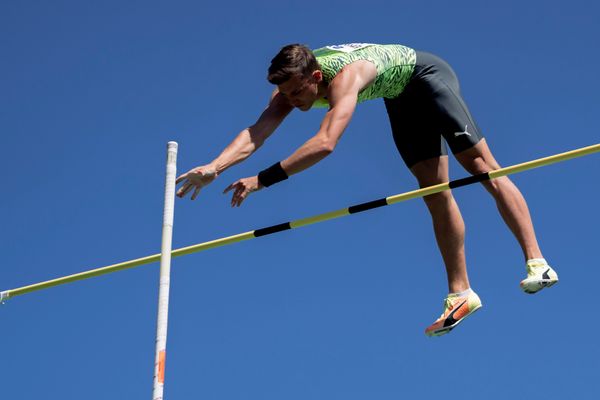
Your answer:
[152,141,178,400]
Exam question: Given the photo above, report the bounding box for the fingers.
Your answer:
[236,192,247,207]
[231,187,242,207]
[179,176,254,205]
[231,184,248,207]
[176,180,199,199]
[175,172,188,184]
[177,182,192,198]
[223,182,236,194]
[233,186,242,207]
[191,186,201,200]
[223,181,242,207]
[223,181,243,207]
[176,173,189,197]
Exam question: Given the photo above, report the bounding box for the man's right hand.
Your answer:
[176,164,218,200]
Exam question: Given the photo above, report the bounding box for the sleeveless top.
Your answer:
[311,43,416,109]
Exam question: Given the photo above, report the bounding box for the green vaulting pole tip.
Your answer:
[1,291,9,304]
[1,142,599,301]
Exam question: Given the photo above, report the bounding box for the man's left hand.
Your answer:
[223,176,263,207]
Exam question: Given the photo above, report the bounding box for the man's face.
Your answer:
[278,71,322,111]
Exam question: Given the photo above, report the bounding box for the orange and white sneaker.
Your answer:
[425,289,482,337]
[520,258,559,294]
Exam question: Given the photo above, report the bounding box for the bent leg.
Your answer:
[454,138,543,261]
[410,156,471,293]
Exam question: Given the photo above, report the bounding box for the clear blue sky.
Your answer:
[1,1,599,399]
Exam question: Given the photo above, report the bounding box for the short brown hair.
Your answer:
[267,44,320,85]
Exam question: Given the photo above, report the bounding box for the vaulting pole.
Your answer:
[1,142,599,302]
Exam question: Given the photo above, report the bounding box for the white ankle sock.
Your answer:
[450,288,472,297]
[527,258,547,266]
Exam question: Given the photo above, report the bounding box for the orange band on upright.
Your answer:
[158,350,166,384]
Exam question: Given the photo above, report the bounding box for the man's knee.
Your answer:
[410,156,449,188]
[455,139,501,175]
[459,154,499,175]
[422,190,454,210]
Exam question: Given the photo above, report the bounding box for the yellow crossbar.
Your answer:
[2,143,598,303]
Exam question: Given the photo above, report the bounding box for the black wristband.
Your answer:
[258,162,288,187]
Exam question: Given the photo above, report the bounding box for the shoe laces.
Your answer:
[438,297,457,319]
[527,263,548,277]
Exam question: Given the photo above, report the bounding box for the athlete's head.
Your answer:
[268,44,323,111]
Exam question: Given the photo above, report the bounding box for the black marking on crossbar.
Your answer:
[448,172,490,189]
[254,222,292,237]
[348,198,388,214]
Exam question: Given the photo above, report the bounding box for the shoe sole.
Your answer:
[521,279,559,294]
[425,304,483,337]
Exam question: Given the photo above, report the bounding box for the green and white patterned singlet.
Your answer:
[311,43,416,109]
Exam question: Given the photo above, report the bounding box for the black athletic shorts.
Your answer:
[384,51,483,168]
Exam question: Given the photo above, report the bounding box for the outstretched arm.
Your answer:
[223,96,357,206]
[225,60,377,206]
[281,89,357,176]
[177,91,293,199]
[212,91,293,174]
[281,61,376,175]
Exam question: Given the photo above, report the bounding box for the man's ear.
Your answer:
[312,70,323,83]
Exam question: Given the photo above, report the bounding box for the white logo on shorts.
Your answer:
[454,125,472,137]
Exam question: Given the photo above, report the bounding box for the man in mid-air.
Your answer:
[176,43,558,336]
